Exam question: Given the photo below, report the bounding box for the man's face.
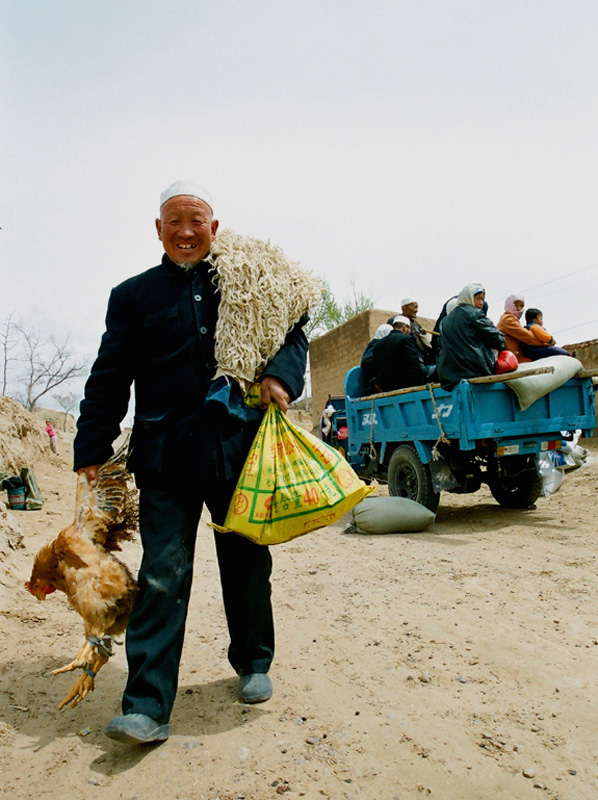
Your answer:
[156,195,219,267]
[402,302,418,318]
[394,322,411,334]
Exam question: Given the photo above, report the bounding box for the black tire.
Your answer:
[387,444,440,513]
[488,455,542,509]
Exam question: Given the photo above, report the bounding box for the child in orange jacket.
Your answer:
[521,308,570,359]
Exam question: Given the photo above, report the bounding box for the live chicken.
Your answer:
[25,437,138,709]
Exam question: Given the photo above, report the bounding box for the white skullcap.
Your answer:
[160,180,214,212]
[374,323,392,339]
[393,314,411,326]
[401,297,416,307]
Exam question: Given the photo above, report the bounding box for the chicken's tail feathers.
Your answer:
[75,431,139,548]
[104,431,132,469]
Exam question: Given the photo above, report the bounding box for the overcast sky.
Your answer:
[2,1,597,404]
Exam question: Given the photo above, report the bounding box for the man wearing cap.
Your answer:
[371,315,429,392]
[400,297,435,365]
[74,181,313,744]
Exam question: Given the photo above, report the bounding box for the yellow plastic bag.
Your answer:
[214,403,371,545]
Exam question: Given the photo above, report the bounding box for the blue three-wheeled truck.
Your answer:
[334,362,596,512]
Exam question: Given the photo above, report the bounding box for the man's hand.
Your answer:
[260,376,290,413]
[77,465,100,488]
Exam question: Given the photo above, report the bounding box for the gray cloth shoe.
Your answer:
[239,673,273,704]
[106,713,169,744]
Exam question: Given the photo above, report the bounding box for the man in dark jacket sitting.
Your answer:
[371,315,429,392]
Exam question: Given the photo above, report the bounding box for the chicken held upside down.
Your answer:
[25,436,138,709]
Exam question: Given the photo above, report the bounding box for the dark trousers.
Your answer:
[121,481,274,723]
[520,343,570,360]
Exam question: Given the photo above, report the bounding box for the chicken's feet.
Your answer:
[57,651,111,710]
[51,640,94,675]
[56,636,114,710]
[57,669,96,710]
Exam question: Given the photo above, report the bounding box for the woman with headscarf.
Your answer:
[497,294,544,363]
[437,284,505,391]
[360,323,392,394]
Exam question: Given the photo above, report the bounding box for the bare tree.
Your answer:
[54,390,80,431]
[0,313,20,396]
[16,325,88,411]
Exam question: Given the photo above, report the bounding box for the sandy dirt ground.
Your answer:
[1,410,597,800]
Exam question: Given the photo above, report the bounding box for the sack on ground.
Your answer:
[506,355,582,411]
[538,453,565,496]
[345,496,435,534]
[560,440,588,470]
[20,467,44,510]
[214,403,371,545]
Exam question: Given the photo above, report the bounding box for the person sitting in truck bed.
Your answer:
[520,307,571,360]
[371,315,429,392]
[400,297,436,366]
[432,293,489,357]
[497,294,545,363]
[361,323,392,394]
[437,284,505,391]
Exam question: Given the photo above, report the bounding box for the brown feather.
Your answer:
[24,432,139,709]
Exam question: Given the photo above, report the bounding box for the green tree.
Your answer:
[305,280,375,339]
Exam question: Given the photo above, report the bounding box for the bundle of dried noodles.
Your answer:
[207,228,322,392]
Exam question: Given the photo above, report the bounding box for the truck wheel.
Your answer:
[388,444,440,513]
[488,455,542,509]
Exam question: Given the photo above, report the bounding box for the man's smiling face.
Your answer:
[156,195,219,267]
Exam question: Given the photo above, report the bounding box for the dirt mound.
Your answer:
[0,396,48,473]
[0,397,70,575]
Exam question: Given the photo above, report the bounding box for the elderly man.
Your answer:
[400,297,435,365]
[74,181,315,744]
[371,315,429,392]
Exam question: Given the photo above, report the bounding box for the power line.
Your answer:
[553,318,598,336]
[523,261,598,294]
[528,274,598,303]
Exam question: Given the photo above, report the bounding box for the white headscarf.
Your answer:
[445,297,459,315]
[456,284,485,307]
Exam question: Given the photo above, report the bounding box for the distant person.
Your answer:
[497,294,542,363]
[437,284,505,391]
[520,308,571,359]
[371,315,428,392]
[360,324,392,394]
[400,297,435,365]
[45,420,59,455]
[320,400,336,443]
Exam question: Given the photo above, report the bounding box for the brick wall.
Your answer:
[565,338,598,368]
[565,339,598,434]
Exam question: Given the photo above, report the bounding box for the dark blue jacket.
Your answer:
[437,304,504,391]
[371,330,428,391]
[74,254,309,485]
